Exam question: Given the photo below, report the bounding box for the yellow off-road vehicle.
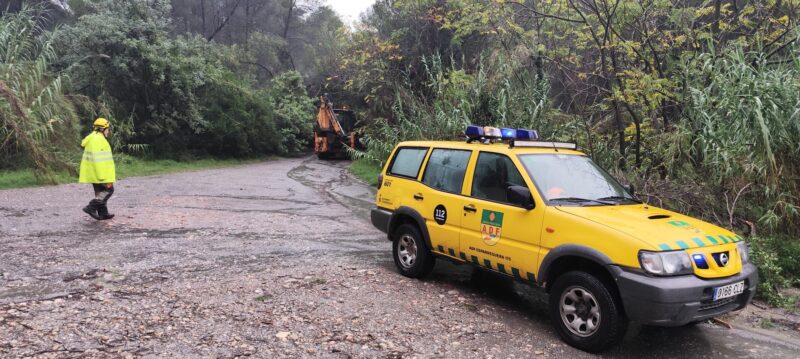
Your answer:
[370,126,758,352]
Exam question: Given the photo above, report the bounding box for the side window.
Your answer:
[471,152,527,204]
[388,147,428,178]
[422,149,471,193]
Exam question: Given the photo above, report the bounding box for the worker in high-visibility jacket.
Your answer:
[79,118,116,220]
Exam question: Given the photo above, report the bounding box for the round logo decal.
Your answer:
[434,205,447,225]
[483,232,501,246]
[719,253,729,267]
[480,210,504,246]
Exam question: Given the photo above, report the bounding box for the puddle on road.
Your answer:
[175,194,319,206]
[0,285,81,305]
[0,207,29,218]
[287,158,377,221]
[286,164,324,187]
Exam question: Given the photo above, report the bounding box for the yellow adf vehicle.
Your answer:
[370,126,757,352]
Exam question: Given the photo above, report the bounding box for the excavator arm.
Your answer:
[316,96,345,136]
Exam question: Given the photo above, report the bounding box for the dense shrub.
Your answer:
[2,0,320,173]
[266,71,315,155]
[681,50,800,236]
[354,54,551,166]
[56,0,314,158]
[0,5,79,178]
[749,236,794,306]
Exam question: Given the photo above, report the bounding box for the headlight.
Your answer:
[639,250,693,276]
[737,241,750,264]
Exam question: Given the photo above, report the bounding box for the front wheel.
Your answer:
[549,271,628,353]
[392,224,435,278]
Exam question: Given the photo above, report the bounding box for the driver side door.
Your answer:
[459,151,545,282]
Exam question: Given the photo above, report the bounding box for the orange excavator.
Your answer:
[313,94,359,159]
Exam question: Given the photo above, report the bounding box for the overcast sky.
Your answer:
[325,0,376,25]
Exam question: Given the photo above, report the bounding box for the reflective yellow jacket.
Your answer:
[79,131,116,184]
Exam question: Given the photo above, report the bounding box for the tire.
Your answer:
[548,271,628,353]
[392,224,435,278]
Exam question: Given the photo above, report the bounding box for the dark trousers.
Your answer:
[89,183,114,216]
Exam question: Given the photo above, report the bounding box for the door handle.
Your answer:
[463,204,477,212]
[413,193,424,200]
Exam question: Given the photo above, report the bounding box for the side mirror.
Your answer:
[507,185,535,210]
[625,184,635,196]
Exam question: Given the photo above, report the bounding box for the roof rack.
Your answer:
[509,140,577,150]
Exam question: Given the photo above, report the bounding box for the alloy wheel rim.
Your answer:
[559,286,601,337]
[397,234,417,269]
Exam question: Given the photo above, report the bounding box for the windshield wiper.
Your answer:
[597,196,642,204]
[550,197,616,206]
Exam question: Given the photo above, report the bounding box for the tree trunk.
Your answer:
[207,0,243,41]
[603,45,626,169]
[712,0,721,37]
[201,0,206,37]
[281,0,296,70]
[282,0,295,39]
[245,0,251,49]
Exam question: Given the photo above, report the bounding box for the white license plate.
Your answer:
[713,281,745,301]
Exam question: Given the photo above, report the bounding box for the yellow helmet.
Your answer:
[93,118,110,129]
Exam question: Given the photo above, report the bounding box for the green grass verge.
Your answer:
[0,156,262,190]
[115,157,259,178]
[350,158,382,187]
[0,170,74,189]
[749,235,800,307]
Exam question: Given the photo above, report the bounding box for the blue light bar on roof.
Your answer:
[465,125,484,139]
[516,129,539,140]
[484,127,502,138]
[466,125,542,143]
[500,128,516,140]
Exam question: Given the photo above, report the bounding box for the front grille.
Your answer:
[711,251,731,268]
[699,295,738,312]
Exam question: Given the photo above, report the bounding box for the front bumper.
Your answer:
[616,263,758,326]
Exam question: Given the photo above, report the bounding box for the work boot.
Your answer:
[97,205,115,220]
[82,202,102,220]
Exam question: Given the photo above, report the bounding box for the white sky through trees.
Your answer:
[325,0,376,24]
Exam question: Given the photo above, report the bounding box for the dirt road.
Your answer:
[1,157,798,358]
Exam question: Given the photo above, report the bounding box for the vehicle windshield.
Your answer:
[518,154,636,205]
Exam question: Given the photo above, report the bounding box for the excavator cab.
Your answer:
[335,110,356,134]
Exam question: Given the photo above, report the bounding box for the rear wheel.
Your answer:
[549,271,627,353]
[392,224,435,278]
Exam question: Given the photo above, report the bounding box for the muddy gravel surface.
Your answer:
[1,157,799,358]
